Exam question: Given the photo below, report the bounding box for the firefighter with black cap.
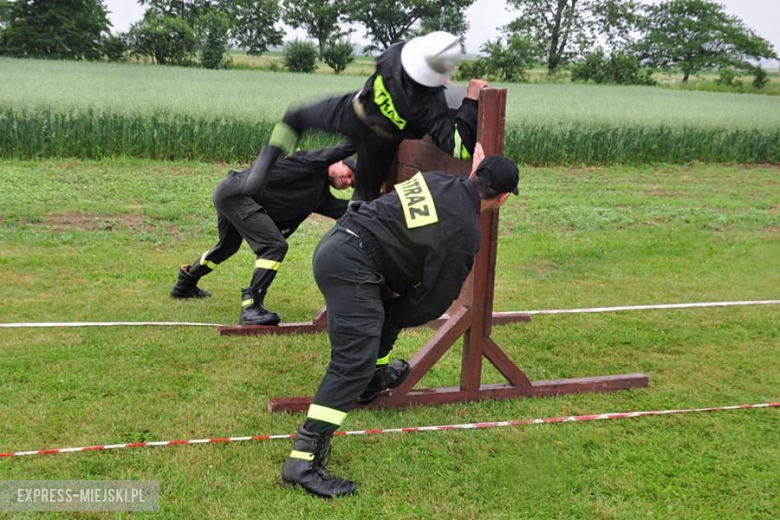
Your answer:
[241,31,489,205]
[280,144,520,498]
[170,141,357,325]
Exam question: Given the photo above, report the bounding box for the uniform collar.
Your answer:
[465,178,481,213]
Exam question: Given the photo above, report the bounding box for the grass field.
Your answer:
[2,58,779,164]
[1,158,778,517]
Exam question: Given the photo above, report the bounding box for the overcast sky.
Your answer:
[104,0,779,62]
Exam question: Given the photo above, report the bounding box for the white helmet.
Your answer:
[400,31,462,87]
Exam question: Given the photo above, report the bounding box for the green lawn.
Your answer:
[0,159,778,518]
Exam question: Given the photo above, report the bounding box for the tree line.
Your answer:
[0,0,472,71]
[0,0,776,85]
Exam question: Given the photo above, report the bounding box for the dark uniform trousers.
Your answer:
[188,170,288,299]
[306,226,394,434]
[281,93,402,203]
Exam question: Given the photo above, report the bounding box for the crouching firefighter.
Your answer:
[281,144,520,498]
[170,141,357,325]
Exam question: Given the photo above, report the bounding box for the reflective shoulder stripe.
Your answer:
[269,122,298,155]
[199,252,218,270]
[373,75,407,130]
[394,172,439,229]
[242,298,254,307]
[376,354,390,366]
[255,259,282,271]
[307,404,347,426]
[290,450,315,461]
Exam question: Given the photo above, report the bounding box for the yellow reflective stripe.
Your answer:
[290,450,315,461]
[307,404,347,426]
[376,354,390,366]
[453,125,463,158]
[452,125,472,160]
[199,252,218,270]
[394,172,439,229]
[269,122,298,155]
[373,75,407,130]
[242,298,254,307]
[255,259,281,271]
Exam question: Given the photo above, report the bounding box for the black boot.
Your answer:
[357,359,411,404]
[281,426,356,498]
[170,265,211,299]
[238,288,280,325]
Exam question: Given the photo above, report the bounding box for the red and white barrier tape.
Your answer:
[2,403,776,459]
[1,300,777,328]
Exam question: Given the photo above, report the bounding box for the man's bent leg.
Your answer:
[171,212,242,299]
[232,208,288,324]
[281,227,384,497]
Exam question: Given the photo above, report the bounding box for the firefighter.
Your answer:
[280,144,519,498]
[170,141,357,325]
[241,31,488,204]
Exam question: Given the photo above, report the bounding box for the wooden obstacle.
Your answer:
[267,88,648,413]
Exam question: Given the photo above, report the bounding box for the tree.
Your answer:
[505,0,586,74]
[752,66,769,90]
[102,33,129,62]
[418,1,470,41]
[227,0,284,55]
[283,39,318,73]
[0,0,111,60]
[196,9,230,69]
[282,0,351,60]
[587,0,641,51]
[323,39,354,74]
[637,0,777,82]
[480,35,537,82]
[127,11,197,65]
[505,0,642,74]
[571,48,656,85]
[139,0,284,56]
[138,0,214,27]
[453,58,489,82]
[346,0,474,51]
[0,0,13,29]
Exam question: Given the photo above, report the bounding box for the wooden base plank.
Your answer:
[267,373,649,413]
[218,322,325,336]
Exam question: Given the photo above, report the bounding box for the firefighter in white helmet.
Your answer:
[242,31,489,204]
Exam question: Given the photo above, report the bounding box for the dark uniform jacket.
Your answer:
[248,141,355,237]
[357,42,479,160]
[340,172,482,330]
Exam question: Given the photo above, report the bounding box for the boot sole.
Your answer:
[278,479,356,499]
[238,319,280,326]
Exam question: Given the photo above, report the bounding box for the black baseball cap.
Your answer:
[476,155,519,195]
[342,157,358,172]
